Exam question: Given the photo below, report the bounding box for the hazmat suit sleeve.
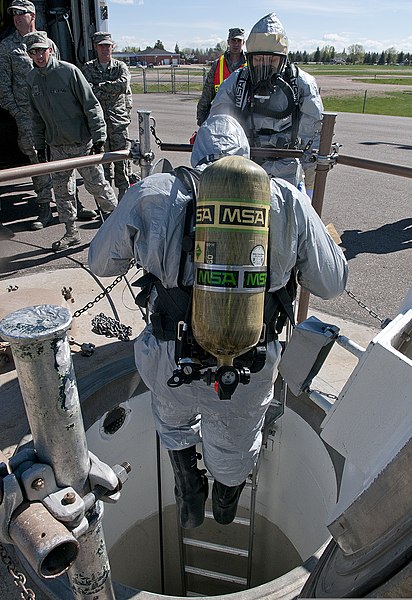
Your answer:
[88,173,191,286]
[268,179,348,298]
[295,69,323,190]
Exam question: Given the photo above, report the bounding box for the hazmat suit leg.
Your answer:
[134,329,282,487]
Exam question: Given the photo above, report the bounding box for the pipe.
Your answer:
[336,154,412,179]
[0,305,115,599]
[9,502,79,579]
[160,143,304,159]
[0,150,130,184]
[138,110,153,179]
[336,335,366,359]
[297,113,337,324]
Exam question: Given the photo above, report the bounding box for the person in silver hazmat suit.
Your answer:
[209,12,323,197]
[88,114,348,528]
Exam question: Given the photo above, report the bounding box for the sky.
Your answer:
[106,0,412,55]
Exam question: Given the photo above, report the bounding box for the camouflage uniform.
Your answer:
[197,49,246,126]
[0,29,56,203]
[82,57,132,197]
[51,141,117,222]
[26,53,117,224]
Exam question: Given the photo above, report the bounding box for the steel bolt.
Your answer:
[31,478,45,490]
[121,461,132,474]
[61,491,76,505]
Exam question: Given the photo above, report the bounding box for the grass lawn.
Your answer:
[302,64,412,77]
[354,78,412,85]
[129,64,412,117]
[323,91,412,117]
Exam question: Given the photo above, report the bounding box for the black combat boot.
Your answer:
[51,222,81,252]
[31,202,52,230]
[168,447,209,528]
[212,480,246,525]
[76,197,97,221]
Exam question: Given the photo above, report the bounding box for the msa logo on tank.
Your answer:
[196,265,267,292]
[196,200,269,230]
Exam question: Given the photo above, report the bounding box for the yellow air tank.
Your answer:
[192,155,270,369]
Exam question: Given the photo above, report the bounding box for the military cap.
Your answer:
[24,31,51,51]
[92,31,114,45]
[7,0,36,14]
[228,28,245,40]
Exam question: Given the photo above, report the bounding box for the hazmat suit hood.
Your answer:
[246,13,288,55]
[246,13,289,89]
[191,114,250,168]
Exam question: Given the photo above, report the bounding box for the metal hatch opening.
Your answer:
[85,383,337,598]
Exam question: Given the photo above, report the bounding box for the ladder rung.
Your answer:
[184,565,247,586]
[183,537,248,557]
[204,510,250,526]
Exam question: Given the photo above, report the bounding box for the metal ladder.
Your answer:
[177,399,283,597]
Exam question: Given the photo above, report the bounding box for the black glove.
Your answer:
[91,141,105,155]
[36,148,47,163]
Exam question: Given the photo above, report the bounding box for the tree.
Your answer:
[313,46,321,63]
[122,46,140,53]
[347,44,365,64]
[378,51,386,65]
[174,42,180,54]
[386,46,397,64]
[154,40,165,50]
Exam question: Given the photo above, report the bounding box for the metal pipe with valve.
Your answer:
[0,304,130,599]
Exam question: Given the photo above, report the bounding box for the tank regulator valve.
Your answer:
[167,358,202,387]
[214,366,251,400]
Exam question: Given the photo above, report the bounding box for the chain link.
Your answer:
[150,117,163,148]
[91,313,132,341]
[0,542,36,599]
[72,274,125,318]
[345,288,391,328]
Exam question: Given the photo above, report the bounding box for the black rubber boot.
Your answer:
[31,202,52,230]
[212,480,246,525]
[168,447,209,528]
[76,197,97,221]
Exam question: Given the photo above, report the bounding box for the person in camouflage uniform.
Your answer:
[82,32,132,200]
[196,27,246,127]
[24,31,117,251]
[0,0,55,230]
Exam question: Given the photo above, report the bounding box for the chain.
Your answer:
[72,274,125,318]
[345,288,391,328]
[0,542,36,599]
[149,117,163,148]
[91,313,132,341]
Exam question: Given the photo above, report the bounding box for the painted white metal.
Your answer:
[321,308,412,523]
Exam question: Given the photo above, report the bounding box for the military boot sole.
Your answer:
[51,235,81,252]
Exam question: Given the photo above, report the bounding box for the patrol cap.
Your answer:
[7,0,36,14]
[92,31,114,45]
[24,31,51,51]
[228,28,245,40]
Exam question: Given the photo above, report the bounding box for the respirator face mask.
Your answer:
[248,53,286,97]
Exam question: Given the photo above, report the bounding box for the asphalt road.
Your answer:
[1,94,411,327]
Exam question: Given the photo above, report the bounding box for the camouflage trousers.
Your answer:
[50,141,117,223]
[16,115,53,204]
[104,127,131,198]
